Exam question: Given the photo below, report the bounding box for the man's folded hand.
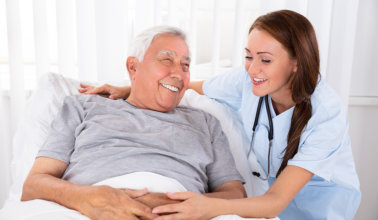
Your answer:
[78,185,157,220]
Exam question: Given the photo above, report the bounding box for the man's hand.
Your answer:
[79,83,130,100]
[135,192,181,209]
[78,185,157,220]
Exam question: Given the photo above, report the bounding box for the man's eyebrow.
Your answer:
[183,56,191,63]
[157,50,176,57]
[158,50,191,63]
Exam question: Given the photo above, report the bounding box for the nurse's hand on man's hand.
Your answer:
[135,192,182,209]
[78,185,157,220]
[79,83,130,100]
[152,192,215,220]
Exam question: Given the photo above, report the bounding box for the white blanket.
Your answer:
[0,172,277,220]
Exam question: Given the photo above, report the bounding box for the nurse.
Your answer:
[79,10,361,220]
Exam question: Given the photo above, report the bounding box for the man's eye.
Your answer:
[161,58,172,62]
[182,63,190,71]
[262,59,271,63]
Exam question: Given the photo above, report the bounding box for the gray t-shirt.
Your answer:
[38,94,243,193]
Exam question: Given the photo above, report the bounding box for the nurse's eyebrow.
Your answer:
[245,48,273,55]
[257,51,273,55]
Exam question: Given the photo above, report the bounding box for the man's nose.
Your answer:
[170,62,185,80]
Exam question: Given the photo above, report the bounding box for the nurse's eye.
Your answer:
[245,56,253,60]
[262,59,271,63]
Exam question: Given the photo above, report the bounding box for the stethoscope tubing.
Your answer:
[249,95,274,180]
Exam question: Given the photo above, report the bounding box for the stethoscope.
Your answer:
[247,95,274,181]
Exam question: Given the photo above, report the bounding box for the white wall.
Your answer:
[348,0,378,219]
[349,105,378,220]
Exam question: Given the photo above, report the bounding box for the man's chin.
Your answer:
[157,99,182,112]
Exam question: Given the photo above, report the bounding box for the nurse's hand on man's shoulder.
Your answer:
[78,83,130,100]
[78,185,157,220]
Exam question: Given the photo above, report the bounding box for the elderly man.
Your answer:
[21,26,245,220]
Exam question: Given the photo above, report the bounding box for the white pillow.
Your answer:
[8,72,267,202]
[9,73,83,201]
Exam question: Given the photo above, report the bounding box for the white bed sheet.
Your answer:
[1,172,274,220]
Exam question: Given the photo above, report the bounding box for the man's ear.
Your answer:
[126,57,139,80]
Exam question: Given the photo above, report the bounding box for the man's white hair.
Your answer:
[129,26,188,61]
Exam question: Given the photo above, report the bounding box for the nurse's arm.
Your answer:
[79,81,206,98]
[135,180,245,209]
[188,81,204,95]
[202,165,313,219]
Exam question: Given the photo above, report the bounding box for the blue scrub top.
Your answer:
[203,67,361,220]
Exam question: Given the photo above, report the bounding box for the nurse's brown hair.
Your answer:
[249,10,320,177]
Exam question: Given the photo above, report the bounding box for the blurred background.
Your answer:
[0,0,377,219]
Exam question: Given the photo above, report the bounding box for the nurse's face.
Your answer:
[245,28,297,101]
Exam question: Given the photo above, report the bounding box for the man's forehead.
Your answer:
[157,50,191,62]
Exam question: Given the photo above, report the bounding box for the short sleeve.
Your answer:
[205,113,244,191]
[37,95,85,163]
[203,67,247,111]
[288,102,348,181]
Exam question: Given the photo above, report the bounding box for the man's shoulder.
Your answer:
[65,94,116,104]
[174,105,220,126]
[175,105,209,117]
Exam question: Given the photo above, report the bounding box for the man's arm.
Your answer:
[204,180,246,199]
[22,157,156,220]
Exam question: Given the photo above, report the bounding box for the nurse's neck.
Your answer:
[270,95,295,115]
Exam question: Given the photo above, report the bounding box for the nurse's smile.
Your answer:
[252,77,267,86]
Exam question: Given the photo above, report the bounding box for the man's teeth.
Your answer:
[254,78,267,82]
[161,83,179,92]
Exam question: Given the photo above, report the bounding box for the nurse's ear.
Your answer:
[126,57,139,81]
[292,59,298,73]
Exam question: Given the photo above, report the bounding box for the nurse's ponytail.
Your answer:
[250,10,320,177]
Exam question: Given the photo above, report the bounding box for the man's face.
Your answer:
[127,34,190,112]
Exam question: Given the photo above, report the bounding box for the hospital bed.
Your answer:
[0,72,278,220]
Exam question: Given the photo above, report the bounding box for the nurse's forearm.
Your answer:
[212,193,285,218]
[188,81,204,95]
[211,166,313,218]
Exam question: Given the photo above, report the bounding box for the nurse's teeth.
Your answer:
[161,83,179,92]
[254,78,267,82]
